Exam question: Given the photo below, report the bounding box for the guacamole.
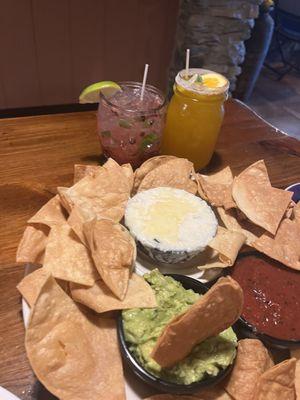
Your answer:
[122,270,237,385]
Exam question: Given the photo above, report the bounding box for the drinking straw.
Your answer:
[141,64,149,101]
[185,49,190,78]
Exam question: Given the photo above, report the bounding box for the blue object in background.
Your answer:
[286,183,300,203]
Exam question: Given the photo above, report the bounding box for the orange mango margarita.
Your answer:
[161,69,229,171]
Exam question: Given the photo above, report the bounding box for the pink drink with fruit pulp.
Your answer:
[97,82,166,168]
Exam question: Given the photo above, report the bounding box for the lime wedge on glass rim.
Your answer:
[79,81,121,104]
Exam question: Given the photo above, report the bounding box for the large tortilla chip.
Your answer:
[27,195,66,226]
[290,349,300,399]
[70,273,156,313]
[133,155,177,194]
[224,339,274,400]
[217,207,264,246]
[208,226,246,266]
[197,167,236,209]
[232,160,292,235]
[253,358,296,400]
[73,164,100,183]
[43,223,98,285]
[16,224,49,264]
[17,268,69,307]
[83,219,136,300]
[137,158,197,195]
[253,217,300,270]
[25,275,125,400]
[151,276,243,367]
[59,158,130,222]
[17,268,50,307]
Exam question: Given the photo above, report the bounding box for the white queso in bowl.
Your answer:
[125,187,217,263]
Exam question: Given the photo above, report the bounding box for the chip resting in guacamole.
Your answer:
[122,270,237,385]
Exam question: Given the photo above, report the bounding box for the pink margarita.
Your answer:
[97,82,166,168]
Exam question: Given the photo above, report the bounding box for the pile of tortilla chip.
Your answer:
[15,155,300,399]
[197,160,299,271]
[16,158,160,400]
[133,155,198,195]
[145,339,298,400]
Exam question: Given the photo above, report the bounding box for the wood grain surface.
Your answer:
[0,99,299,399]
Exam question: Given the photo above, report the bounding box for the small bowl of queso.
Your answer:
[230,252,300,349]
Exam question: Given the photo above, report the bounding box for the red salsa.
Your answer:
[231,253,300,340]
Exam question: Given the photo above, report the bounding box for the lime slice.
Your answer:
[79,81,121,104]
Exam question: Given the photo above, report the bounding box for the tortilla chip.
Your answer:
[144,387,231,400]
[16,224,50,264]
[67,205,89,245]
[197,167,236,209]
[73,164,100,183]
[151,276,243,367]
[17,268,70,307]
[194,248,224,270]
[144,396,199,400]
[121,162,134,192]
[103,157,134,192]
[70,273,156,313]
[253,217,300,270]
[57,186,72,213]
[27,195,67,226]
[25,275,125,400]
[232,160,292,235]
[43,223,98,285]
[83,219,136,300]
[208,226,246,266]
[290,349,300,399]
[285,201,296,219]
[196,387,233,400]
[217,207,264,246]
[133,155,177,194]
[225,339,274,400]
[198,258,228,270]
[17,268,50,307]
[59,159,130,222]
[253,358,296,400]
[137,158,197,195]
[293,202,300,221]
[144,396,198,400]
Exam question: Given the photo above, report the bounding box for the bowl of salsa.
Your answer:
[230,252,300,349]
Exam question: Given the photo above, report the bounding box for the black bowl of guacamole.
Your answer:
[117,270,237,394]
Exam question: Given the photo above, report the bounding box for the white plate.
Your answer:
[22,255,221,400]
[0,387,21,400]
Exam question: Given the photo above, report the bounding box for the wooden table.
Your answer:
[0,99,299,399]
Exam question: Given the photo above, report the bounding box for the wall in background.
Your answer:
[0,0,179,109]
